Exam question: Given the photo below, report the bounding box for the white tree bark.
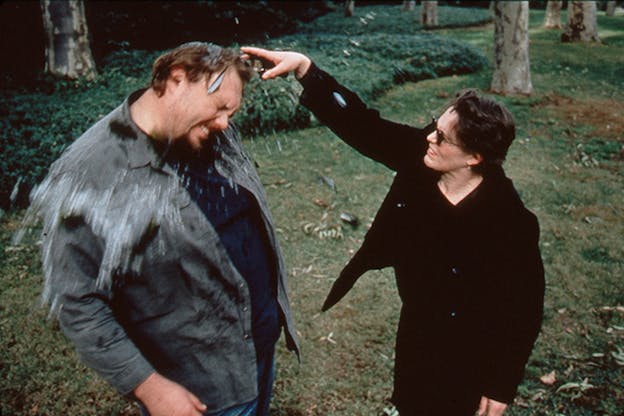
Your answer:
[562,1,601,42]
[543,1,563,28]
[606,1,616,17]
[402,1,416,12]
[491,1,532,95]
[41,0,96,79]
[344,0,355,17]
[420,1,438,27]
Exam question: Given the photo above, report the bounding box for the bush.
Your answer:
[237,78,310,137]
[0,50,151,210]
[297,4,492,36]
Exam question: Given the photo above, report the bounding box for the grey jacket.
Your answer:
[29,90,299,413]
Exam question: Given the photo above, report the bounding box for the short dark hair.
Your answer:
[151,42,253,97]
[451,90,515,173]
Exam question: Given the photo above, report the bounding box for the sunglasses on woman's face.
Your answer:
[432,116,462,147]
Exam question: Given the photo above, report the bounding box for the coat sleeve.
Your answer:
[49,216,155,396]
[299,63,434,172]
[481,211,545,403]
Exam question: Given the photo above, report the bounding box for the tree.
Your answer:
[344,0,355,17]
[491,1,532,95]
[420,1,438,27]
[561,1,601,42]
[543,1,563,29]
[402,1,416,11]
[41,0,96,79]
[606,1,616,17]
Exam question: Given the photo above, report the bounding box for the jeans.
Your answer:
[209,399,258,416]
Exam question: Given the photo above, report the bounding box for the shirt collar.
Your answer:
[114,89,166,169]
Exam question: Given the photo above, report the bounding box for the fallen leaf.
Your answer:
[313,198,329,208]
[556,378,594,393]
[540,370,557,385]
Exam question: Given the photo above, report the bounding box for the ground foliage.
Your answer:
[1,4,624,416]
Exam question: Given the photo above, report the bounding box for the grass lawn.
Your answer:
[1,5,623,416]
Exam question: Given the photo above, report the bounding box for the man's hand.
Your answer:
[240,47,311,80]
[134,372,207,416]
[477,396,508,416]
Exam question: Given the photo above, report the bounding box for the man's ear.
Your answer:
[166,66,188,92]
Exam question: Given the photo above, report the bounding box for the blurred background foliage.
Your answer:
[0,1,489,210]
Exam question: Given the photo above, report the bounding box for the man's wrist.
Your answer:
[133,371,159,401]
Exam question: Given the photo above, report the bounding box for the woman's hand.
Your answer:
[240,47,311,80]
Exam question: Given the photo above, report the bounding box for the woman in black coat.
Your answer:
[242,47,545,416]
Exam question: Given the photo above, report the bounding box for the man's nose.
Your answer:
[211,115,229,131]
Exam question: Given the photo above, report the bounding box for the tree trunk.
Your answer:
[344,0,355,17]
[41,0,96,79]
[561,1,601,42]
[606,1,616,17]
[543,1,563,28]
[420,1,438,27]
[402,1,416,11]
[491,1,532,95]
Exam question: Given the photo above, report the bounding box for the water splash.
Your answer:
[15,126,188,317]
[14,94,280,319]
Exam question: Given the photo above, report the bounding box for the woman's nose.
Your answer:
[426,131,436,144]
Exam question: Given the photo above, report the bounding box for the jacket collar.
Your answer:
[111,89,166,170]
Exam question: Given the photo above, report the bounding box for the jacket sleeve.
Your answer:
[49,216,154,396]
[299,63,433,172]
[481,212,545,403]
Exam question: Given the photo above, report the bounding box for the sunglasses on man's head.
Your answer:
[207,67,228,94]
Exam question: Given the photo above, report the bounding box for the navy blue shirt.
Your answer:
[163,141,281,361]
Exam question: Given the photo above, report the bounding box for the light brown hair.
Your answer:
[151,42,253,97]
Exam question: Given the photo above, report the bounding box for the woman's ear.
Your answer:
[467,152,484,168]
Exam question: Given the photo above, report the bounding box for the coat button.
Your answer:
[450,311,457,318]
[451,267,460,277]
[396,202,406,208]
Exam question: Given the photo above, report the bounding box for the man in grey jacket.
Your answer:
[27,42,299,416]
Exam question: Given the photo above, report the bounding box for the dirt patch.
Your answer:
[534,93,624,142]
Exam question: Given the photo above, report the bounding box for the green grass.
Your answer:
[2,5,624,416]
